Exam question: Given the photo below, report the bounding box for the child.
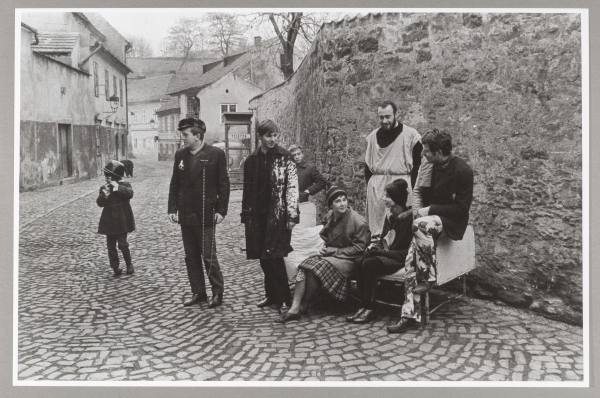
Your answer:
[97,160,135,276]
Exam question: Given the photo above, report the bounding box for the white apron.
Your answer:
[365,124,421,236]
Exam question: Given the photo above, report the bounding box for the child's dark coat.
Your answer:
[96,181,136,235]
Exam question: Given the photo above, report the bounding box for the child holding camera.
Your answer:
[96,160,136,276]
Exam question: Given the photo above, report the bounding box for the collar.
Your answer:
[435,155,454,169]
[188,141,205,155]
[254,144,287,157]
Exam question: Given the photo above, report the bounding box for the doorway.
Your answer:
[58,124,73,177]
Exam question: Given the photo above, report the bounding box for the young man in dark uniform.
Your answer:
[168,118,230,308]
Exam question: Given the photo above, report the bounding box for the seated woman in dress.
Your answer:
[346,178,413,324]
[277,186,371,323]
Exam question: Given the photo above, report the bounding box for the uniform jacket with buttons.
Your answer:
[168,144,230,226]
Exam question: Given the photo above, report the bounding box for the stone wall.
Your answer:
[250,13,582,324]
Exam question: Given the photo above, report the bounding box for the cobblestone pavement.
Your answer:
[18,159,584,382]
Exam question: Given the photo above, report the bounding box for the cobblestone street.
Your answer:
[17,159,585,383]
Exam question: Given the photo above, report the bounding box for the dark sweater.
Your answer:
[372,210,413,263]
[296,161,326,202]
[423,155,474,240]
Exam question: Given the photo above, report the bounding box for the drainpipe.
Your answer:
[124,42,132,159]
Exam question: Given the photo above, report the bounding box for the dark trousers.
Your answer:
[181,225,224,297]
[356,256,402,309]
[259,258,291,305]
[106,233,132,270]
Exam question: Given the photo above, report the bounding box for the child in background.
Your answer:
[97,160,136,276]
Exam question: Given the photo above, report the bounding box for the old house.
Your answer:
[127,74,173,158]
[19,12,131,191]
[157,37,285,160]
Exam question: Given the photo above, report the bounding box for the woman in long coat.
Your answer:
[278,186,371,323]
[241,119,299,312]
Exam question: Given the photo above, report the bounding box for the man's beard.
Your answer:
[380,118,396,131]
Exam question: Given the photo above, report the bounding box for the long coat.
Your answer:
[97,181,135,236]
[319,208,371,277]
[241,145,299,259]
[167,144,230,225]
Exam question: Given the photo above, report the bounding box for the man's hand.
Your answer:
[414,206,430,219]
[287,221,297,230]
[319,246,336,256]
[168,213,178,223]
[109,180,119,189]
[299,191,309,202]
[215,213,224,224]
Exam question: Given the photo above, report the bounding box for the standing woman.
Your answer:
[278,186,371,323]
[241,119,299,312]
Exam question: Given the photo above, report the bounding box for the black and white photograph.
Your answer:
[13,6,588,386]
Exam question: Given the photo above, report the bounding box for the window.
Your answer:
[113,75,117,97]
[220,103,237,123]
[119,79,123,106]
[186,96,200,118]
[93,62,99,97]
[104,69,109,100]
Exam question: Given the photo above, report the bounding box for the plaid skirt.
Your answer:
[297,255,349,302]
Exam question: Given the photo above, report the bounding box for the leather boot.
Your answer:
[208,293,223,308]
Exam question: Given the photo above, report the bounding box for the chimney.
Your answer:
[254,36,262,47]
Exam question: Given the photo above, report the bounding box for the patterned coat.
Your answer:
[241,145,299,259]
[96,181,135,236]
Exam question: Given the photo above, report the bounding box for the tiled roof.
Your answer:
[128,74,175,103]
[156,96,180,113]
[164,37,282,95]
[128,57,218,78]
[31,32,79,54]
[166,51,252,95]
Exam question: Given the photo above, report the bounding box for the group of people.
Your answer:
[96,99,473,334]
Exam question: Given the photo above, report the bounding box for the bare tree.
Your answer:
[259,12,324,79]
[162,18,206,58]
[205,13,245,57]
[126,35,153,57]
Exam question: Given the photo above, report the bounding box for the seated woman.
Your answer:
[346,178,413,324]
[278,186,371,323]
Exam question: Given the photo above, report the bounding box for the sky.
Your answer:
[96,9,354,57]
[97,10,273,55]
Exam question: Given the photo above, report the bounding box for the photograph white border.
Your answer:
[12,6,590,388]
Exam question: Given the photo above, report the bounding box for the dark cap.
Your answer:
[103,159,125,180]
[326,186,347,207]
[177,117,206,132]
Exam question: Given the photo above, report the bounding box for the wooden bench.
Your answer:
[374,225,476,327]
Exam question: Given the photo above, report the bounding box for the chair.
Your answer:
[374,225,476,327]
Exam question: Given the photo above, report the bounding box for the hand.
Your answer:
[109,180,119,189]
[299,191,309,202]
[287,221,297,230]
[169,213,178,223]
[214,213,224,224]
[319,246,336,256]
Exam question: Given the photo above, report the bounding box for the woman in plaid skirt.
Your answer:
[278,186,371,323]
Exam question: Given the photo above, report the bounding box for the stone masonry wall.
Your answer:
[250,13,582,324]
